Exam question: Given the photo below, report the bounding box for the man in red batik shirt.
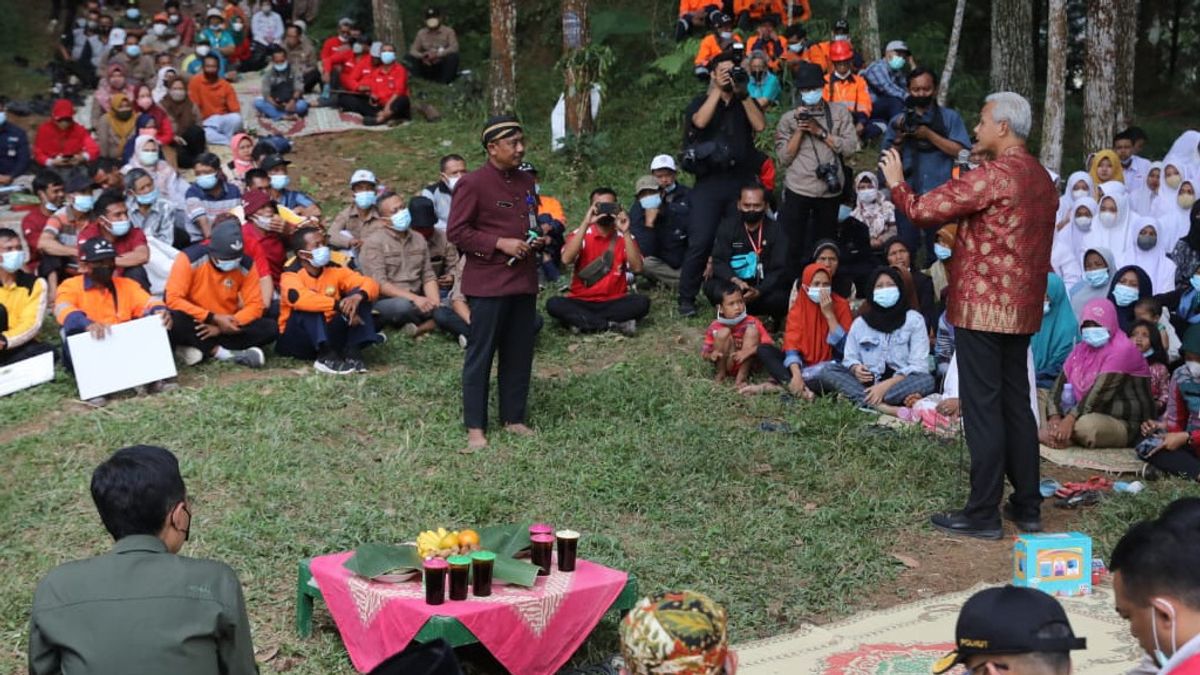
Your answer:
[881,92,1057,540]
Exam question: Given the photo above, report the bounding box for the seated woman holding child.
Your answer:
[815,267,935,414]
[1140,325,1200,481]
[756,262,852,400]
[1042,298,1155,449]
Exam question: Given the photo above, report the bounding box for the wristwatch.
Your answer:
[819,131,828,140]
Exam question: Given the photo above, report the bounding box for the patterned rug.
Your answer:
[1039,444,1144,474]
[734,584,1143,674]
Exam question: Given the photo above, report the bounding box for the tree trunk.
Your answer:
[370,0,405,53]
[1113,0,1139,128]
[1040,0,1069,174]
[938,0,967,107]
[1083,0,1119,152]
[562,0,593,136]
[990,0,1035,100]
[488,0,517,115]
[858,0,881,64]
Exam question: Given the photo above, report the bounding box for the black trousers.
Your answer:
[174,125,208,170]
[957,327,1041,525]
[545,294,651,332]
[462,294,536,430]
[679,173,743,306]
[407,53,460,84]
[779,190,840,283]
[275,303,379,360]
[167,311,278,355]
[338,94,411,121]
[0,305,55,366]
[1147,450,1200,481]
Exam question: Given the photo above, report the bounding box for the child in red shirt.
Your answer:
[702,280,774,390]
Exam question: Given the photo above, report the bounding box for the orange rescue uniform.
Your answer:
[278,263,380,332]
[823,74,872,119]
[165,247,265,327]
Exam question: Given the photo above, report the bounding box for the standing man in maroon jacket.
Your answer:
[881,92,1057,540]
[447,115,544,450]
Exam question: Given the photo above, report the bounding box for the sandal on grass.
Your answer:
[1055,489,1103,509]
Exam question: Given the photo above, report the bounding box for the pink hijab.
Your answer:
[230,133,254,179]
[1062,298,1151,399]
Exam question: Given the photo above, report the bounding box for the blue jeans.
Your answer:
[254,97,310,120]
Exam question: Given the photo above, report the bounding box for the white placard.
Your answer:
[0,350,55,397]
[67,315,177,400]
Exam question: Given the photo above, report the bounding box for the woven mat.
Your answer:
[735,584,1142,673]
[1039,444,1143,474]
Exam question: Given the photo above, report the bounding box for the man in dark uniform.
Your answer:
[28,445,258,674]
[447,115,545,451]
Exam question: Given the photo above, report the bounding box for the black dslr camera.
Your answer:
[816,162,841,194]
[596,201,620,226]
[729,65,749,87]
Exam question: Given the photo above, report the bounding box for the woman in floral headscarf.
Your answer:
[619,590,734,675]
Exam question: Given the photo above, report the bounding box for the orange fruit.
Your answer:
[458,529,480,547]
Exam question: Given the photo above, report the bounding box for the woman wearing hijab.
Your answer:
[849,172,896,250]
[91,63,138,130]
[1139,325,1200,481]
[816,267,934,414]
[882,237,938,332]
[228,132,254,181]
[1107,264,1153,333]
[1158,179,1197,247]
[120,113,161,164]
[1032,273,1077,390]
[1164,129,1200,180]
[1041,298,1154,449]
[1091,191,1132,257]
[124,135,189,206]
[1089,149,1126,195]
[131,84,175,148]
[151,66,178,104]
[1131,162,1164,219]
[809,240,856,300]
[1120,216,1176,295]
[1069,246,1117,318]
[94,92,138,160]
[1171,204,1200,293]
[756,262,852,401]
[1052,196,1101,287]
[1057,171,1094,227]
[159,77,208,170]
[926,224,957,303]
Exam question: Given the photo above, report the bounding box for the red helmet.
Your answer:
[830,40,854,63]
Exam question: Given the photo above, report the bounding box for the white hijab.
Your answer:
[1156,162,1188,218]
[152,66,177,104]
[1158,178,1197,251]
[1094,191,1133,257]
[1121,215,1176,295]
[1052,196,1099,286]
[1057,171,1094,225]
[1130,161,1163,219]
[1165,130,1200,181]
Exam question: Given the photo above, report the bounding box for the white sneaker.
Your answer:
[458,334,468,349]
[174,346,204,366]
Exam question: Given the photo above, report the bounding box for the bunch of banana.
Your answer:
[416,527,483,559]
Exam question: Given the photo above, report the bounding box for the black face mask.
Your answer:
[908,94,933,108]
[90,266,114,285]
[741,209,765,224]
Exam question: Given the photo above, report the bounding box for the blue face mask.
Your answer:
[125,44,141,58]
[1084,268,1109,288]
[1,250,26,273]
[639,194,662,210]
[270,174,290,191]
[309,246,330,267]
[1081,326,1110,348]
[888,55,906,70]
[0,112,7,127]
[391,209,411,231]
[380,51,396,65]
[837,204,853,222]
[1191,274,1200,293]
[273,62,288,72]
[353,190,377,209]
[933,243,952,260]
[1112,283,1139,307]
[72,194,94,213]
[195,173,218,190]
[806,286,825,304]
[135,188,159,205]
[107,219,132,237]
[138,150,159,166]
[212,256,240,272]
[873,286,901,308]
[800,89,823,106]
[1144,348,1155,358]
[126,8,140,20]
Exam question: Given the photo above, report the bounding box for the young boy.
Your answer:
[701,280,775,392]
[1134,296,1179,361]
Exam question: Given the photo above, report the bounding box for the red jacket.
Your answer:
[363,63,408,102]
[320,35,355,75]
[340,54,375,92]
[33,101,99,166]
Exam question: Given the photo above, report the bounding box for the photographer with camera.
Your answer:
[546,188,651,335]
[882,67,971,259]
[775,61,859,283]
[677,52,766,317]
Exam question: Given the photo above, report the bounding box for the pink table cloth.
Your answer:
[309,551,629,674]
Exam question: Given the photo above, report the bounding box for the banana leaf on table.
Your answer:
[344,524,540,587]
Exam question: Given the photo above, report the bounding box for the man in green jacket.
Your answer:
[28,445,258,674]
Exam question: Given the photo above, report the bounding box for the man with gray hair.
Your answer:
[880,91,1057,540]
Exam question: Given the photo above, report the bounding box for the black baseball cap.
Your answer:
[260,154,291,172]
[80,237,117,262]
[932,586,1087,673]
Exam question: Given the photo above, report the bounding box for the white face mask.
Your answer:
[1098,211,1118,227]
[1074,215,1092,231]
[446,175,460,191]
[1072,188,1089,200]
[857,188,878,204]
[1187,362,1200,379]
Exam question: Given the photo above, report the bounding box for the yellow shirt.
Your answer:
[0,272,48,349]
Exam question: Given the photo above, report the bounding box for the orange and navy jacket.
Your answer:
[823,73,872,120]
[678,0,716,16]
[733,0,788,20]
[278,261,380,331]
[165,244,265,327]
[695,32,742,67]
[803,41,833,74]
[746,34,788,71]
[54,275,164,332]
